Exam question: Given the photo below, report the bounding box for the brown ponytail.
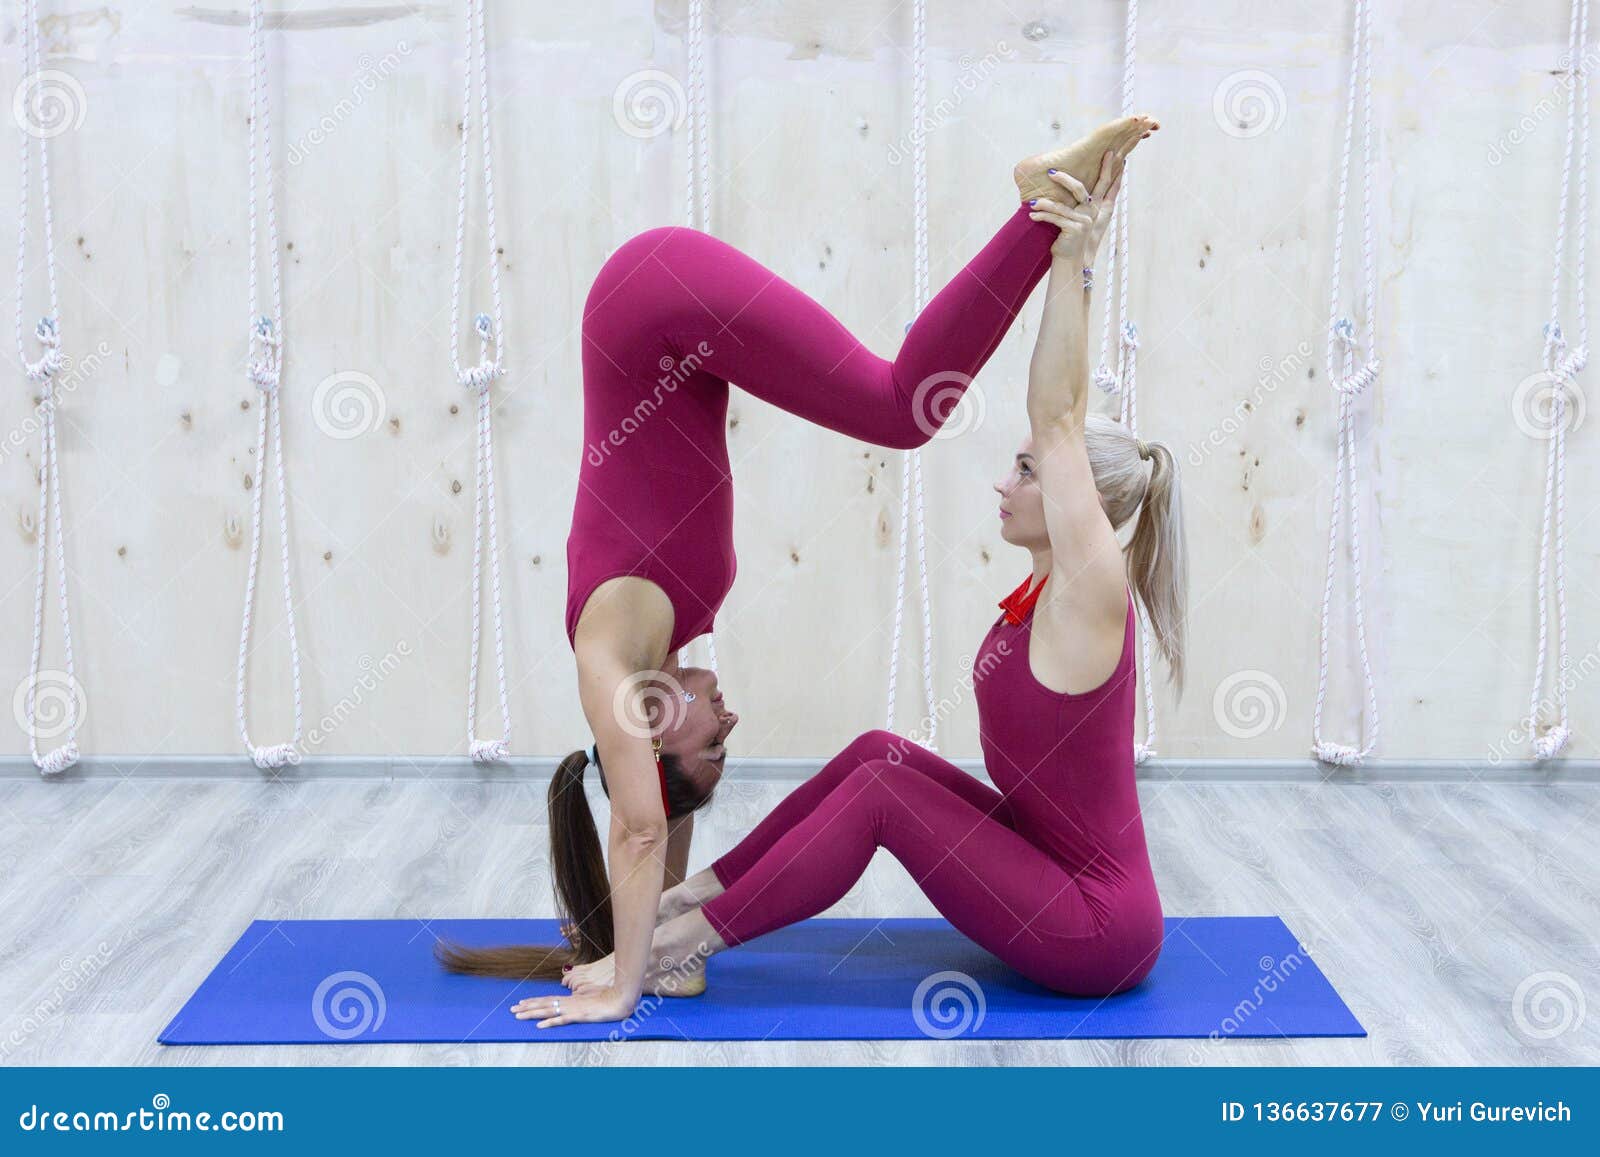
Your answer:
[435,745,719,980]
[434,749,606,979]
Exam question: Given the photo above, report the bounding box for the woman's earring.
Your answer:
[683,690,697,702]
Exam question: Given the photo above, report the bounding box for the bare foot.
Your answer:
[1013,114,1159,204]
[563,951,707,998]
[656,887,690,925]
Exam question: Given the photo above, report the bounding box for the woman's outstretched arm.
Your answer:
[559,649,673,1024]
[1024,151,1134,626]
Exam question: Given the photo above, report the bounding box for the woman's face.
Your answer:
[994,435,1048,549]
[654,666,737,791]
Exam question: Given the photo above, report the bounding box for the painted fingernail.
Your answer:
[562,964,572,972]
[1028,199,1037,206]
[1047,167,1057,174]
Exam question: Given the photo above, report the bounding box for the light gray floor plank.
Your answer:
[1,774,1595,1066]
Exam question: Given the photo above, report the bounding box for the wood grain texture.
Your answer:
[0,2,1597,761]
[1,774,1595,1065]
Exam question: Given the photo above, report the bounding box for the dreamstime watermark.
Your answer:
[1212,669,1288,740]
[612,68,686,139]
[286,43,412,166]
[299,641,412,753]
[1509,370,1586,440]
[0,340,114,467]
[1213,69,1287,139]
[1185,943,1311,1060]
[17,1094,284,1134]
[586,341,712,466]
[890,641,1012,750]
[910,372,985,441]
[1511,970,1586,1041]
[1187,341,1312,466]
[13,68,86,139]
[604,944,712,1041]
[311,970,387,1040]
[12,669,86,744]
[912,970,987,1038]
[612,669,691,741]
[1487,643,1600,764]
[311,370,387,439]
[1,936,122,1059]
[885,42,1014,165]
[1487,44,1600,166]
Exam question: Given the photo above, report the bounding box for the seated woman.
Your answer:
[437,114,1163,1024]
[513,144,1188,1025]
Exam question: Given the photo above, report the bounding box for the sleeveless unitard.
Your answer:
[699,585,1165,996]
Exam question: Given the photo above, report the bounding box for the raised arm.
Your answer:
[1023,152,1135,633]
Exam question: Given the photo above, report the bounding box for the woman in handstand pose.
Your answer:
[515,140,1187,1026]
[438,115,1162,1024]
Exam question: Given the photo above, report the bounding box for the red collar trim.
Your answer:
[999,572,1049,626]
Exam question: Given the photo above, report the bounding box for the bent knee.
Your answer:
[841,729,912,762]
[839,758,925,805]
[589,227,697,301]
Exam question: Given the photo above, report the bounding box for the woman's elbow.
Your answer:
[612,813,670,851]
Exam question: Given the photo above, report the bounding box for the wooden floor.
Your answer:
[1,772,1596,1066]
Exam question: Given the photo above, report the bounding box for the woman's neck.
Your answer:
[1029,549,1051,590]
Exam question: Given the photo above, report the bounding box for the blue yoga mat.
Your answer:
[159,916,1363,1044]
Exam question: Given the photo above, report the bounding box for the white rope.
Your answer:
[451,0,513,764]
[235,0,304,771]
[678,0,719,675]
[1311,0,1382,767]
[685,0,712,235]
[1524,0,1589,762]
[16,0,78,777]
[1090,0,1158,765]
[885,0,940,748]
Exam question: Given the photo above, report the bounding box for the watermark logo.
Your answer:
[13,69,87,139]
[1212,669,1287,740]
[911,372,983,441]
[612,669,690,740]
[312,371,386,439]
[1510,371,1585,440]
[612,69,686,139]
[13,669,85,742]
[1213,70,1287,139]
[311,970,387,1040]
[1512,970,1586,1041]
[911,970,986,1038]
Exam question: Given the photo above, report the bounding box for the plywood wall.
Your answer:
[0,1,1593,761]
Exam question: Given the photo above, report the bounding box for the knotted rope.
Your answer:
[1524,0,1590,762]
[1311,0,1382,767]
[451,0,513,764]
[17,0,81,777]
[235,0,304,771]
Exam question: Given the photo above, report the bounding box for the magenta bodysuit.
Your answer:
[699,586,1165,996]
[567,205,1058,652]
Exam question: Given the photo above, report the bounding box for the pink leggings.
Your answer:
[700,731,1163,996]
